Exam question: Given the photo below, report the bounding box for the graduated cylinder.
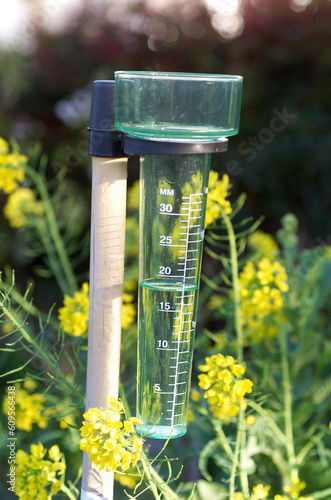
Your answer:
[137,153,210,439]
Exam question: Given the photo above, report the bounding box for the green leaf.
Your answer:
[196,480,228,499]
[198,438,219,481]
[198,438,232,482]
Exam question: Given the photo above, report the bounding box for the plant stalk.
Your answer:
[26,166,77,294]
[279,325,297,484]
[139,450,182,500]
[0,300,82,402]
[221,210,249,499]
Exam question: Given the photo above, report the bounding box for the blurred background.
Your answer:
[1,0,330,237]
[0,0,330,286]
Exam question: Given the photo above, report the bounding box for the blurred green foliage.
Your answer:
[0,0,330,244]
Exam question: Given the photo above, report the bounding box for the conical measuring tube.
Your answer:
[137,153,211,438]
[114,71,243,439]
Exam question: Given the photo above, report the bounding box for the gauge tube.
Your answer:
[137,153,210,438]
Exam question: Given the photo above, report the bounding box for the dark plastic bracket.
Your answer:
[87,80,122,157]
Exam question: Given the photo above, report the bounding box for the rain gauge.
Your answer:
[82,70,242,498]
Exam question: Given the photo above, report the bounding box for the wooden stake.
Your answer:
[81,155,128,500]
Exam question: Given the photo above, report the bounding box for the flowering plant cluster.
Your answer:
[1,137,331,500]
[0,138,26,194]
[205,171,232,227]
[15,442,66,500]
[0,138,44,229]
[233,477,314,500]
[58,282,90,337]
[79,397,144,472]
[239,258,289,343]
[2,381,51,431]
[198,354,253,420]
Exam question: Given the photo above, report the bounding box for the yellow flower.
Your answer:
[16,443,65,499]
[51,480,62,495]
[234,493,245,500]
[4,187,44,229]
[31,442,47,459]
[0,138,27,194]
[58,284,135,336]
[79,397,144,473]
[2,383,51,431]
[205,171,232,227]
[58,282,89,337]
[198,354,253,421]
[122,293,136,330]
[252,483,271,499]
[23,379,38,391]
[115,471,139,489]
[48,445,61,461]
[187,408,194,423]
[191,388,201,402]
[246,414,256,426]
[283,477,307,499]
[248,230,278,260]
[239,258,289,343]
[0,137,10,154]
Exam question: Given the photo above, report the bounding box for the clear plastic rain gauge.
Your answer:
[114,71,243,439]
[82,73,242,498]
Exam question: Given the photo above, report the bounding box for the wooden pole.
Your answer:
[81,155,128,500]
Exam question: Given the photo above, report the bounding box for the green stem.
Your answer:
[311,487,331,499]
[279,325,297,482]
[229,406,244,499]
[248,400,287,444]
[49,476,77,500]
[222,211,244,363]
[221,210,249,499]
[36,223,72,296]
[296,430,325,466]
[240,415,249,497]
[26,166,77,294]
[139,451,161,500]
[0,278,59,330]
[59,482,78,500]
[139,450,182,500]
[0,300,82,402]
[213,420,234,461]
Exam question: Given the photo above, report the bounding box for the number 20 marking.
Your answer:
[159,266,171,275]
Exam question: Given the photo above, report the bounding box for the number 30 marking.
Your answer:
[160,203,173,213]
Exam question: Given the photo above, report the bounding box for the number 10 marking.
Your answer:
[157,340,168,348]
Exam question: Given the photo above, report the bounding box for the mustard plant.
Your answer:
[1,137,331,499]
